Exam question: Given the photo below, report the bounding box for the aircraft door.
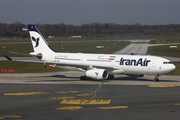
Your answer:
[151,59,157,67]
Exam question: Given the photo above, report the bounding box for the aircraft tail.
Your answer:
[27,24,55,55]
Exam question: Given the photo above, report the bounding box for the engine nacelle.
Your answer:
[85,69,108,80]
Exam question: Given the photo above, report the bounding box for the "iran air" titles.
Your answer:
[120,58,151,66]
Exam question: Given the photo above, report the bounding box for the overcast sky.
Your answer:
[0,0,180,25]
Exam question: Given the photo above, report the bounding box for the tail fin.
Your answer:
[27,24,55,54]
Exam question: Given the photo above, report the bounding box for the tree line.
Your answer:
[0,22,180,38]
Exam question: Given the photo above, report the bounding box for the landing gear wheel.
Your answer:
[107,75,114,80]
[80,76,87,80]
[154,75,159,82]
[154,78,159,82]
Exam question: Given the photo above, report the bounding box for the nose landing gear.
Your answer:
[154,75,159,82]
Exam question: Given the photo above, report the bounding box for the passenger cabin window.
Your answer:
[163,62,172,64]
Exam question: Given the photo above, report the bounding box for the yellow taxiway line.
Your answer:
[0,115,21,119]
[56,106,83,111]
[98,106,129,109]
[149,84,180,88]
[61,99,111,105]
[4,92,50,96]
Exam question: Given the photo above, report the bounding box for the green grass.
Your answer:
[0,61,60,73]
[0,41,130,57]
[52,41,129,54]
[0,43,32,57]
[168,62,180,75]
[2,34,180,43]
[148,45,180,58]
[0,40,130,73]
[150,39,180,44]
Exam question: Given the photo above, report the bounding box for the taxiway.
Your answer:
[0,72,180,120]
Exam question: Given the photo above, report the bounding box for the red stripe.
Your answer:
[108,58,115,60]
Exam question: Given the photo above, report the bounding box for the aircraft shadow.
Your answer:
[114,76,179,82]
[44,75,80,79]
[27,74,179,83]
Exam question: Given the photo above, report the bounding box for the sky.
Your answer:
[0,0,180,25]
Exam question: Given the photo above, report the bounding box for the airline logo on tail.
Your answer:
[32,36,40,47]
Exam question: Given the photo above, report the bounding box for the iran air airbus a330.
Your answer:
[6,25,176,82]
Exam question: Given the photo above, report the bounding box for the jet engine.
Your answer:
[85,69,108,80]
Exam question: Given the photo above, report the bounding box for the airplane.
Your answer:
[5,24,176,82]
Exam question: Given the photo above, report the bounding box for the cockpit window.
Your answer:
[163,62,172,64]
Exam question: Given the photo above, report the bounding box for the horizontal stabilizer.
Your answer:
[4,55,14,61]
[30,52,40,56]
[4,55,44,63]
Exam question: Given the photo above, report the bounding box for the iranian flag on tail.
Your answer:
[108,56,116,60]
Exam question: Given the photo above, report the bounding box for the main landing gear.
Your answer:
[154,75,159,82]
[80,76,87,80]
[79,75,115,80]
[107,75,114,80]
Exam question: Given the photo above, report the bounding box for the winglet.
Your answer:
[4,55,14,61]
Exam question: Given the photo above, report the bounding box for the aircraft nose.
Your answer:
[171,64,176,71]
[169,63,176,72]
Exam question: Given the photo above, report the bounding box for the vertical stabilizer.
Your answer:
[28,24,55,54]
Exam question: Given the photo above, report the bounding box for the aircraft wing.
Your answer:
[55,64,116,72]
[4,55,117,72]
[4,55,44,63]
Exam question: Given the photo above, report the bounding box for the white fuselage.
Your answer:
[41,52,176,75]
